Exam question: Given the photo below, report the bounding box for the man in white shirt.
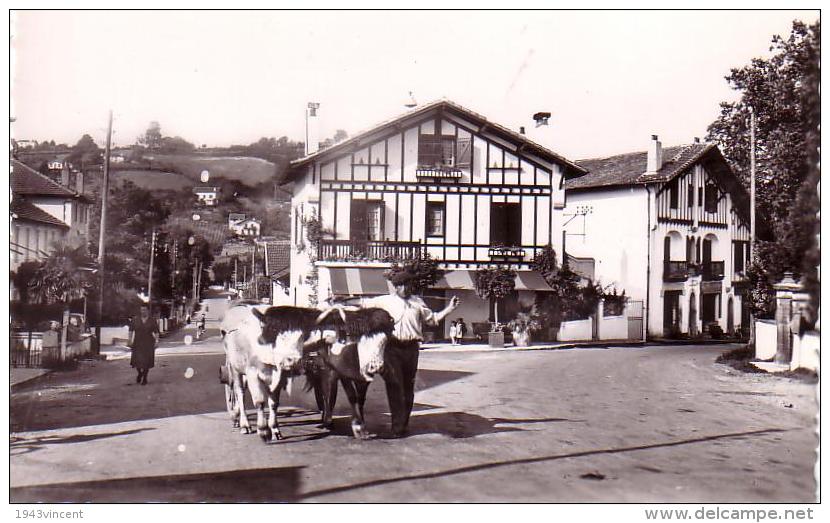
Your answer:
[361,269,459,438]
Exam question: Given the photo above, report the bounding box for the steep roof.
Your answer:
[11,159,87,199]
[283,99,586,184]
[11,197,70,228]
[565,143,712,190]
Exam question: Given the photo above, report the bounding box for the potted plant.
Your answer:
[474,266,516,347]
[508,309,542,347]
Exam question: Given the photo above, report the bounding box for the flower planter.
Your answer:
[512,330,531,347]
[488,331,504,348]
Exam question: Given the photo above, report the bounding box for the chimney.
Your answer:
[75,170,84,194]
[305,102,320,156]
[61,164,71,187]
[532,111,551,128]
[519,126,526,135]
[646,134,663,174]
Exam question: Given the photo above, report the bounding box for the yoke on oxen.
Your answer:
[302,306,395,438]
[221,304,318,442]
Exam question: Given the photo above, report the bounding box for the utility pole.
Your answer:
[748,107,757,347]
[147,228,156,305]
[234,257,238,292]
[252,245,257,300]
[94,110,113,355]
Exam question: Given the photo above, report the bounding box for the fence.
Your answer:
[11,333,43,368]
[11,332,94,368]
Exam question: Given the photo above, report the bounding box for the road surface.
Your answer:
[10,298,818,502]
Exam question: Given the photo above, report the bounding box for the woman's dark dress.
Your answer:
[130,315,159,370]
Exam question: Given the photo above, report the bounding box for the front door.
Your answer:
[727,297,734,335]
[350,199,368,256]
[663,291,681,337]
[689,292,698,337]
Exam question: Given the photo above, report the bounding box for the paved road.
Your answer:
[10,326,817,502]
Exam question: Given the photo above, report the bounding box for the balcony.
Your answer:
[701,261,725,281]
[663,260,689,282]
[488,246,526,262]
[318,239,424,262]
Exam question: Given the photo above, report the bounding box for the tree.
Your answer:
[385,253,443,295]
[474,266,516,325]
[138,121,163,149]
[29,245,94,357]
[73,134,99,153]
[705,19,820,319]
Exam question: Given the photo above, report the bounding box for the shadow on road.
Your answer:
[10,428,155,456]
[10,465,304,503]
[295,427,793,501]
[405,411,583,439]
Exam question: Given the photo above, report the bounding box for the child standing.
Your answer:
[449,320,459,345]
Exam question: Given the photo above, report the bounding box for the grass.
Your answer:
[715,345,768,374]
[112,170,193,191]
[143,154,277,185]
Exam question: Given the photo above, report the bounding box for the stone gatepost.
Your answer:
[772,273,803,365]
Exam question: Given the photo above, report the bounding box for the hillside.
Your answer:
[141,154,279,187]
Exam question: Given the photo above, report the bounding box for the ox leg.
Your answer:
[268,381,284,442]
[319,367,339,429]
[232,373,252,434]
[341,379,368,439]
[246,369,270,441]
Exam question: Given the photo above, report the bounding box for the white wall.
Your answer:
[564,187,649,299]
[559,319,593,341]
[755,319,777,360]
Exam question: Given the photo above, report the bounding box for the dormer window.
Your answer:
[418,135,456,168]
[704,183,718,213]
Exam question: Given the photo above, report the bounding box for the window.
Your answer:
[426,201,445,237]
[704,184,718,213]
[490,202,522,247]
[669,180,678,209]
[698,187,703,207]
[418,135,456,168]
[688,183,694,208]
[366,202,384,241]
[734,242,745,273]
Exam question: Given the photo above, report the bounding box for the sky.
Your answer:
[10,10,819,160]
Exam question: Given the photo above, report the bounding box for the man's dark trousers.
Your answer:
[382,338,420,436]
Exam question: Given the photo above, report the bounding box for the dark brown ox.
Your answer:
[303,307,395,439]
[220,304,318,442]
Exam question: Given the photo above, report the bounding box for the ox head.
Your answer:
[253,306,319,372]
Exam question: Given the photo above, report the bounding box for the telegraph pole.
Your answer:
[147,229,156,304]
[94,110,112,354]
[748,107,757,347]
[750,107,756,255]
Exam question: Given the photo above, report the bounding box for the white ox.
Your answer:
[220,303,312,442]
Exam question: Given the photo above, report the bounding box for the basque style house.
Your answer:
[10,159,92,271]
[563,136,752,339]
[281,99,586,339]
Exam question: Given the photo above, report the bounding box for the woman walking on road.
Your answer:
[129,304,159,385]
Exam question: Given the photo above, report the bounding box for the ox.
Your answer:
[220,304,318,442]
[303,306,395,439]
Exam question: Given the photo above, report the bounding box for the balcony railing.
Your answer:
[488,246,526,261]
[318,239,424,262]
[701,261,725,281]
[663,261,689,282]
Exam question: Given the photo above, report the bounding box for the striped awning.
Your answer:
[434,270,553,292]
[328,268,394,296]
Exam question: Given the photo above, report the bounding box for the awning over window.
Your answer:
[433,270,476,290]
[328,268,394,296]
[433,270,553,292]
[513,271,553,291]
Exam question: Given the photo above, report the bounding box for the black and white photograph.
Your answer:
[7,6,821,510]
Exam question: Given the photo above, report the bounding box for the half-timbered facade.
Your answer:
[282,100,586,337]
[563,136,752,339]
